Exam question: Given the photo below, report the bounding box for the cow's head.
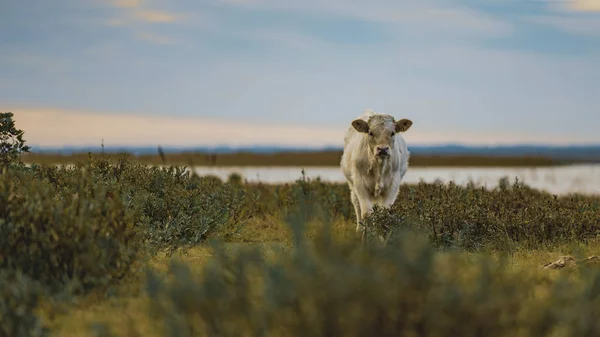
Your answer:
[351,114,412,159]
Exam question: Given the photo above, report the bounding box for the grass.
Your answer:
[22,150,571,167]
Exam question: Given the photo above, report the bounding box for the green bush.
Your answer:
[0,168,140,295]
[0,152,256,295]
[0,112,31,168]
[140,217,600,337]
[240,172,353,222]
[232,174,600,251]
[0,153,256,335]
[365,179,600,251]
[227,172,243,185]
[31,155,253,255]
[0,271,49,337]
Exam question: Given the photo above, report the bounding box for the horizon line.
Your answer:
[26,142,600,152]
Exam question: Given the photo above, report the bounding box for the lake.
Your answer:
[190,164,600,196]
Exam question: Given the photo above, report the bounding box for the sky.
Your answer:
[1,0,599,148]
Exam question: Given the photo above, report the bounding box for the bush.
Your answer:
[0,152,256,335]
[240,172,353,223]
[0,152,255,297]
[0,168,140,295]
[227,172,243,185]
[140,216,600,337]
[0,112,31,168]
[365,179,600,251]
[0,271,50,337]
[231,174,600,252]
[31,155,253,255]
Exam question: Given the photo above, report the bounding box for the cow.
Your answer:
[340,109,413,242]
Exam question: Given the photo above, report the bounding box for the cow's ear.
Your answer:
[395,119,412,132]
[352,119,369,133]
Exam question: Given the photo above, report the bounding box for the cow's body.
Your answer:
[340,109,412,238]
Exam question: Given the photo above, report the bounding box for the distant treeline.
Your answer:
[28,144,600,158]
[21,150,583,167]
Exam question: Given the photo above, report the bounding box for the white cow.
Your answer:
[340,109,413,240]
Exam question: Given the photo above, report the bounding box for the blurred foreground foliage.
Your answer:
[109,217,600,337]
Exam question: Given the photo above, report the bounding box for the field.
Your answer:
[3,114,600,336]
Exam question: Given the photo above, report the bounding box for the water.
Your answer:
[191,164,600,196]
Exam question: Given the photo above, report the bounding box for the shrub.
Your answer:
[138,169,251,254]
[241,172,353,223]
[0,112,31,168]
[365,179,600,251]
[227,172,243,185]
[32,155,253,255]
[0,271,49,337]
[140,215,600,337]
[236,175,600,251]
[0,168,140,295]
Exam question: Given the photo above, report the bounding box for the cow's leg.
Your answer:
[356,190,374,239]
[358,196,374,221]
[350,189,362,233]
[382,177,401,209]
[382,192,397,209]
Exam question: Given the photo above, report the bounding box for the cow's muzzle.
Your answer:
[376,146,390,158]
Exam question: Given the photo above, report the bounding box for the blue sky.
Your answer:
[1,0,599,147]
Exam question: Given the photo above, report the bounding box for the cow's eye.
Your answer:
[368,132,374,137]
[391,132,395,137]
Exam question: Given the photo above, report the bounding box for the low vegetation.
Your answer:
[23,150,568,167]
[2,112,600,336]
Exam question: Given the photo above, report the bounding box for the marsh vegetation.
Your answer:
[2,112,600,337]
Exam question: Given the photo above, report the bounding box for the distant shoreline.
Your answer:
[21,150,595,167]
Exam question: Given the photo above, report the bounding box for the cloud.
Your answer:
[98,0,512,48]
[3,0,599,147]
[111,0,142,8]
[526,15,600,36]
[543,0,600,14]
[565,0,600,12]
[134,10,179,23]
[108,0,184,24]
[104,0,185,43]
[215,0,513,37]
[166,0,514,56]
[523,1,600,36]
[4,37,598,146]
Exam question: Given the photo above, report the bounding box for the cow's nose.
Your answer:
[376,146,390,155]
